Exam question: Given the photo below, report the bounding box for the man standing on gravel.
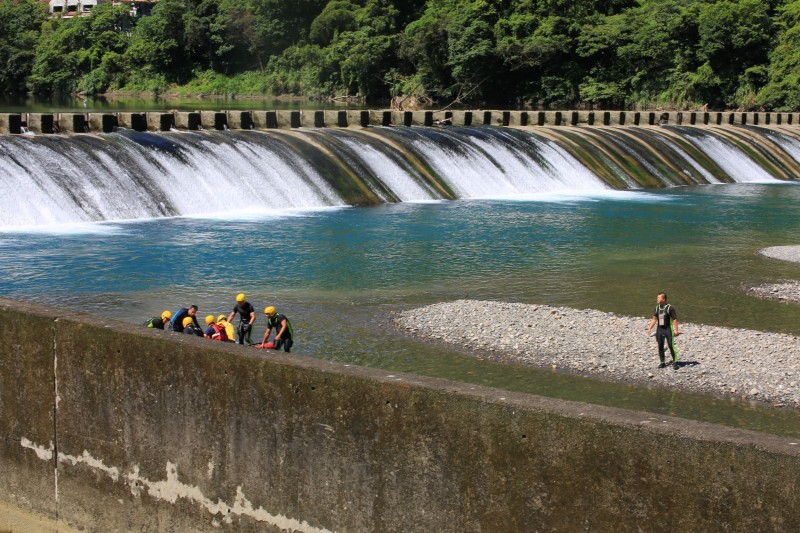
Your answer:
[646,292,679,369]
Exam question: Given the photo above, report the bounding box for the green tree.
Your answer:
[29,4,131,94]
[695,0,772,107]
[0,0,47,94]
[759,0,800,110]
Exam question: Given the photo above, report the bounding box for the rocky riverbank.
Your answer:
[395,300,800,408]
[746,246,800,303]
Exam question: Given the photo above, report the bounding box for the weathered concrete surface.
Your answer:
[87,113,118,133]
[0,113,22,134]
[0,305,57,526]
[117,112,147,132]
[26,113,55,134]
[4,110,800,134]
[1,298,799,532]
[58,113,88,134]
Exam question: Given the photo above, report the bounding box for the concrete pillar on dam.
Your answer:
[226,111,252,130]
[146,113,175,132]
[117,113,147,132]
[321,110,341,127]
[27,113,56,134]
[251,111,279,129]
[447,110,467,126]
[348,110,370,128]
[0,113,22,134]
[175,112,201,130]
[87,113,118,133]
[504,111,530,127]
[199,111,227,130]
[58,113,88,133]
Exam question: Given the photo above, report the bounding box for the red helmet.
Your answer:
[265,341,275,349]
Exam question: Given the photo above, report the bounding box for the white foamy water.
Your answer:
[687,134,778,183]
[0,133,346,227]
[411,132,608,198]
[336,137,436,202]
[768,132,800,165]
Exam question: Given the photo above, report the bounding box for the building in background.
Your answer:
[46,0,156,18]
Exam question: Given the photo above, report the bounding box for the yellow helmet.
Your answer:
[205,315,215,325]
[264,306,276,316]
[182,317,194,328]
[217,314,227,323]
[161,310,172,320]
[236,293,246,302]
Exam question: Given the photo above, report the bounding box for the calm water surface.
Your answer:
[2,184,800,435]
[0,94,371,113]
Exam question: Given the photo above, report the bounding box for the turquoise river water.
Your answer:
[2,184,800,436]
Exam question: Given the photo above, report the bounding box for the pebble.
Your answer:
[395,299,800,408]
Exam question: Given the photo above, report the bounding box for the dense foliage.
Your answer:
[4,0,800,109]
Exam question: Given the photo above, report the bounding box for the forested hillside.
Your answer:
[2,0,800,110]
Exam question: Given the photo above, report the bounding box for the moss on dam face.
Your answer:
[0,297,798,532]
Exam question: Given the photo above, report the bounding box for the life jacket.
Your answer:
[220,320,235,341]
[209,323,228,341]
[655,304,673,328]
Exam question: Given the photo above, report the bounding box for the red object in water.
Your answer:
[265,341,275,349]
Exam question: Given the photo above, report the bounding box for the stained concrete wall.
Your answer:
[3,111,800,134]
[1,298,799,532]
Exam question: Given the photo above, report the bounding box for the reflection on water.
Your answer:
[0,94,371,113]
[2,184,800,435]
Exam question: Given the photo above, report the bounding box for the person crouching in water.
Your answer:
[203,315,228,341]
[170,305,200,333]
[144,310,172,329]
[261,306,294,352]
[228,293,256,345]
[217,314,235,342]
[182,316,204,336]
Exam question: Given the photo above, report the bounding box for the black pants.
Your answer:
[656,328,677,362]
[274,338,293,353]
[237,322,252,345]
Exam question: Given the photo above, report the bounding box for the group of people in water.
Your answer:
[144,293,294,352]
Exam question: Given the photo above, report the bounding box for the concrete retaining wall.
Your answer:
[1,298,799,532]
[3,110,799,134]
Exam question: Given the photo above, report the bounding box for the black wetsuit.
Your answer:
[653,304,678,363]
[145,317,165,330]
[266,313,294,352]
[231,302,256,344]
[170,308,200,333]
[184,323,204,337]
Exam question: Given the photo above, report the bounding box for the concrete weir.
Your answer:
[1,299,799,532]
[1,110,799,134]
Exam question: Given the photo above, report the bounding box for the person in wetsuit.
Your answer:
[144,310,172,329]
[182,316,204,336]
[646,292,680,369]
[261,306,294,352]
[170,305,200,333]
[228,293,256,345]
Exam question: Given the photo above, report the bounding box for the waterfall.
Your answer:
[682,131,778,183]
[1,124,796,228]
[387,127,609,198]
[767,132,800,164]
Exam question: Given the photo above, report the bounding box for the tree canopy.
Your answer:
[3,0,800,110]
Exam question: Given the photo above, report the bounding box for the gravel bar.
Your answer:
[759,245,800,263]
[396,300,800,408]
[747,246,800,303]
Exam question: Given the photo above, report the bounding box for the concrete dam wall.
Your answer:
[1,109,799,134]
[1,298,799,532]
